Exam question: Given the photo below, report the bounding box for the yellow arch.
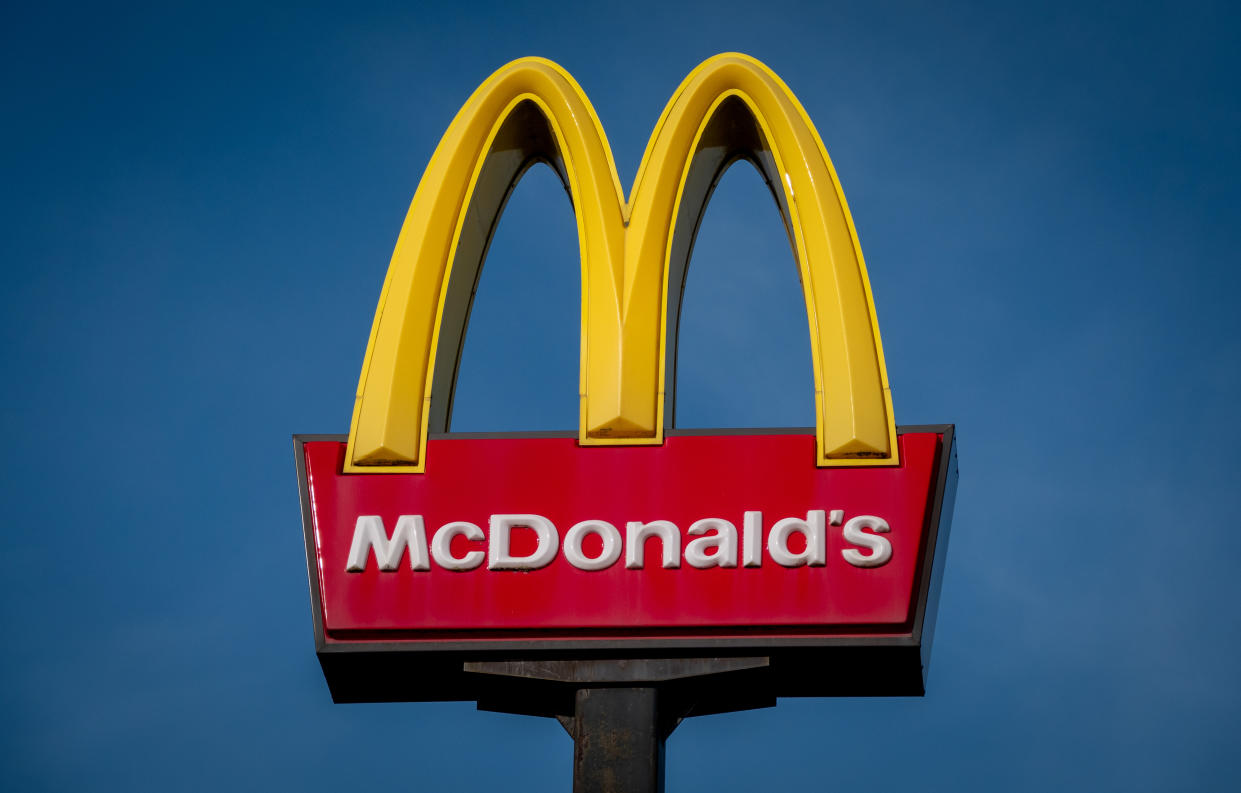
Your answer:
[345,53,898,473]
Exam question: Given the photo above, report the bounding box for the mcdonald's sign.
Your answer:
[296,54,957,705]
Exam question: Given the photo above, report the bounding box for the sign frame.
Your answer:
[295,424,956,706]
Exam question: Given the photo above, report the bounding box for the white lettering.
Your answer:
[742,511,762,567]
[625,521,681,569]
[685,518,738,568]
[346,515,429,572]
[841,515,892,568]
[345,509,889,573]
[431,521,485,571]
[564,520,623,570]
[767,511,826,567]
[487,514,558,570]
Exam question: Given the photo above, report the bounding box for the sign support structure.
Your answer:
[469,658,773,793]
[294,51,959,791]
[295,427,957,789]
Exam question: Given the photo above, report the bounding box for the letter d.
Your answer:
[767,511,827,567]
[488,514,559,570]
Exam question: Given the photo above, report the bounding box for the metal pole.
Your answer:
[572,687,664,793]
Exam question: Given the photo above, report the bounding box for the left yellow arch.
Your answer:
[345,53,898,473]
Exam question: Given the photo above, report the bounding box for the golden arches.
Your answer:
[345,53,897,473]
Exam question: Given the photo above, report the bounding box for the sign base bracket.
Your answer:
[467,658,774,793]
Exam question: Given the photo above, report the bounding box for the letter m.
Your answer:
[345,515,430,572]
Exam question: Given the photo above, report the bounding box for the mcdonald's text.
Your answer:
[345,510,894,573]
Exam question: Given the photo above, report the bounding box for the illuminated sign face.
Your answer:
[296,53,956,703]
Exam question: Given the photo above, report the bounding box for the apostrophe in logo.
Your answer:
[346,52,898,472]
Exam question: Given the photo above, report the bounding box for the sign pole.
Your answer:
[570,687,665,793]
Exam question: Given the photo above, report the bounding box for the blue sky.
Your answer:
[3,1,1239,790]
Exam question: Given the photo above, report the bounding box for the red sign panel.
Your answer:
[301,430,947,644]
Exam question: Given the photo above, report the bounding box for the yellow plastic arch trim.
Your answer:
[345,53,898,473]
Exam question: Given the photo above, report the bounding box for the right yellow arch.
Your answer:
[346,53,898,472]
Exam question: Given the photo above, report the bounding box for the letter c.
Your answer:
[431,522,485,571]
